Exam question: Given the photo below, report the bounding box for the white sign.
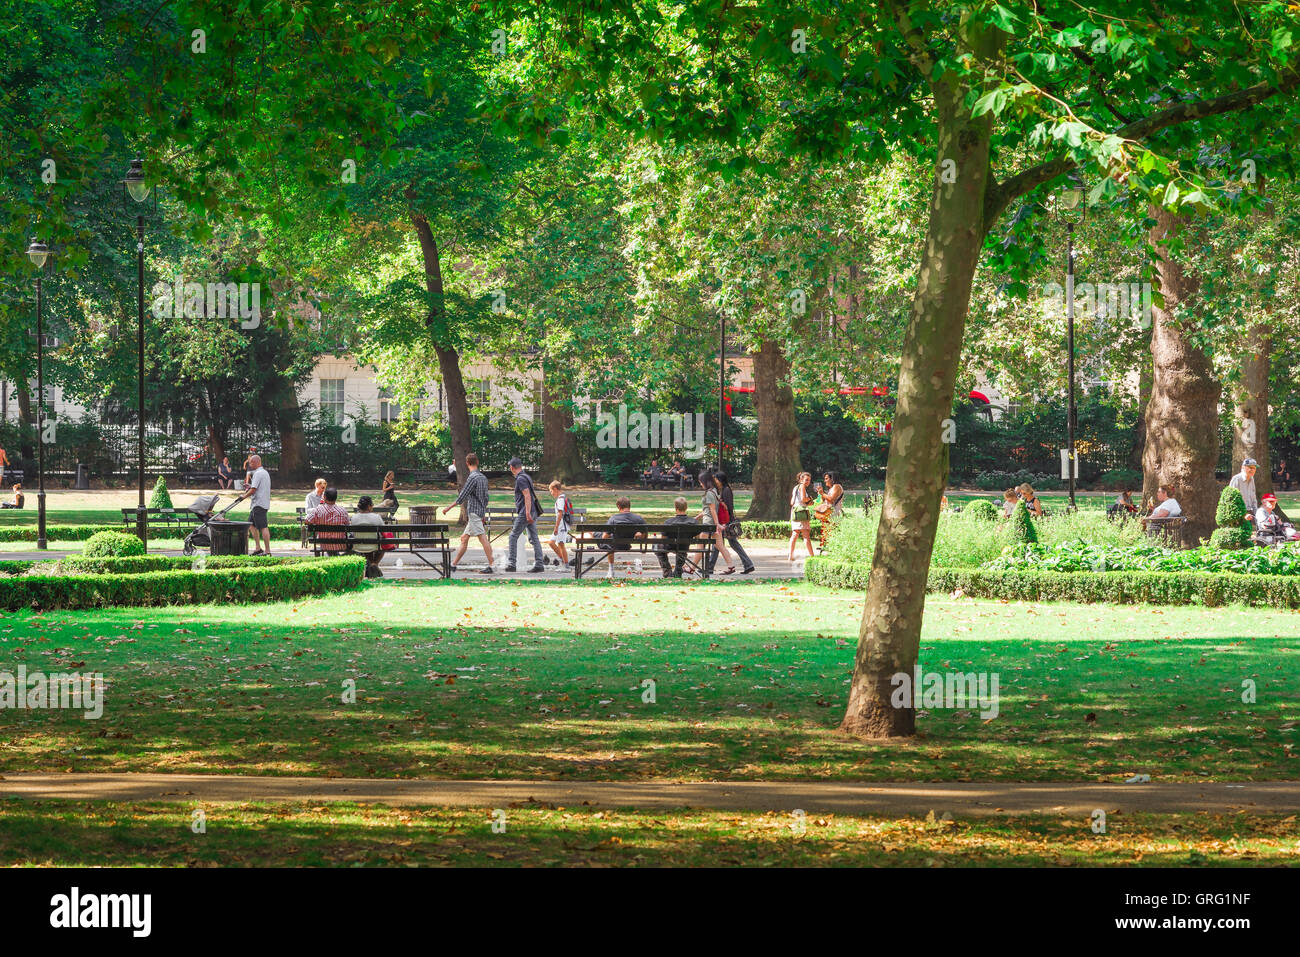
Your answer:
[1059,449,1080,480]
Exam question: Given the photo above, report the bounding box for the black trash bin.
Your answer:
[75,463,89,490]
[209,520,251,556]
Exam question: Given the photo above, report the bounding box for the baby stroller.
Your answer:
[181,494,242,556]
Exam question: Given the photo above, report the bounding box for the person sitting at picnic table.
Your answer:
[1274,458,1293,492]
[1148,484,1182,519]
[305,485,350,553]
[597,496,648,579]
[1017,483,1044,518]
[217,456,234,490]
[381,470,399,508]
[350,495,387,577]
[1229,457,1259,518]
[305,477,327,511]
[656,495,702,578]
[0,483,23,509]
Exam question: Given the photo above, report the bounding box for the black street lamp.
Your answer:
[1057,178,1087,510]
[123,158,155,549]
[25,239,50,549]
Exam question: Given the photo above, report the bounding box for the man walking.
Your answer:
[1230,457,1259,518]
[236,453,273,555]
[505,457,545,572]
[442,452,494,573]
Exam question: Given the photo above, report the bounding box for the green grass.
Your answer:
[2,579,1298,782]
[1,800,1295,866]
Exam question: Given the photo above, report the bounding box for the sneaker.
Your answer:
[528,564,546,573]
[503,565,517,572]
[741,566,756,574]
[479,567,494,574]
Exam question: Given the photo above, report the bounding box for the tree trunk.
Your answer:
[747,337,802,519]
[540,367,587,482]
[276,384,309,482]
[16,383,32,426]
[412,209,472,488]
[1233,324,1272,496]
[1141,205,1221,545]
[1128,333,1152,473]
[840,20,1000,740]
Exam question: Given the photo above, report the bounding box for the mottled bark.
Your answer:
[747,337,802,519]
[412,211,471,488]
[1233,324,1272,495]
[540,368,587,482]
[1141,205,1220,545]
[1129,333,1152,473]
[840,16,1000,740]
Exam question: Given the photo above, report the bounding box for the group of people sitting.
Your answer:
[639,459,693,489]
[1002,483,1048,518]
[302,473,402,577]
[1230,458,1299,543]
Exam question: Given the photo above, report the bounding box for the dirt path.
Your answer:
[3,773,1298,816]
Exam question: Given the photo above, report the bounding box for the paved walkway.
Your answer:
[6,541,811,581]
[3,774,1297,816]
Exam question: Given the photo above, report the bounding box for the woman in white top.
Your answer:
[1149,484,1182,518]
[701,471,736,573]
[788,471,815,560]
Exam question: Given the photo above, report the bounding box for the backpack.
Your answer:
[559,493,574,523]
[717,498,731,525]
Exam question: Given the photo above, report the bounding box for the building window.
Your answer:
[379,387,400,423]
[320,379,345,424]
[468,379,491,413]
[532,380,545,425]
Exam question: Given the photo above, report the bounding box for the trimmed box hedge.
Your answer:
[804,555,1300,609]
[0,523,301,543]
[0,555,364,610]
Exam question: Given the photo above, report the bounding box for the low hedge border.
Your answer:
[804,556,1300,609]
[0,523,301,543]
[0,555,364,610]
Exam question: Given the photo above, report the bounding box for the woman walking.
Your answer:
[789,471,815,561]
[713,471,754,574]
[700,469,736,574]
[814,470,845,550]
[381,470,399,508]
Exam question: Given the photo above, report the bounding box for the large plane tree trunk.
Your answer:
[1233,324,1272,496]
[747,337,802,519]
[276,385,309,482]
[840,18,1000,740]
[1141,205,1220,546]
[540,367,586,482]
[412,209,472,488]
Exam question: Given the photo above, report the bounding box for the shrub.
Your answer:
[0,523,302,543]
[149,476,173,510]
[1009,501,1038,544]
[964,499,999,522]
[1210,526,1253,550]
[83,530,147,558]
[805,555,1300,609]
[0,555,364,610]
[1098,468,1143,491]
[1215,485,1248,528]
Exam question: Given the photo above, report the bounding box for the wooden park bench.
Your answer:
[483,505,587,544]
[1141,514,1187,545]
[120,507,204,535]
[570,521,717,579]
[305,522,452,577]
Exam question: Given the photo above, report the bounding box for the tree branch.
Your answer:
[984,67,1300,226]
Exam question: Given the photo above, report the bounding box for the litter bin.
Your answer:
[75,463,89,490]
[408,505,439,525]
[209,520,251,556]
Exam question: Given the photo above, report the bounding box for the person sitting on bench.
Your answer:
[1149,484,1182,519]
[655,495,701,578]
[350,495,386,577]
[217,456,234,490]
[597,496,647,579]
[641,459,662,486]
[0,483,23,509]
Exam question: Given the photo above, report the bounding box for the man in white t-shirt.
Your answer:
[237,454,273,555]
[1150,484,1182,518]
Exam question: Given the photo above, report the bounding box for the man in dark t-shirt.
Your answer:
[597,497,648,579]
[506,457,545,572]
[656,495,701,577]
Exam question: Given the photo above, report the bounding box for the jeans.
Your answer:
[706,524,754,572]
[508,513,544,567]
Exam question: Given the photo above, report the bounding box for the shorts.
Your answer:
[464,513,487,537]
[250,506,269,530]
[552,524,570,544]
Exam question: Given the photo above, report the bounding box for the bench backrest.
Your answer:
[574,522,706,547]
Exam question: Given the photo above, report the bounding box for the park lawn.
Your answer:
[0,800,1294,867]
[1,580,1298,782]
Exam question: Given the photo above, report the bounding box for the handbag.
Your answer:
[380,530,396,552]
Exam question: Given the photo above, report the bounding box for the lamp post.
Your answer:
[717,313,725,474]
[123,158,154,550]
[1057,179,1086,510]
[25,240,50,549]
